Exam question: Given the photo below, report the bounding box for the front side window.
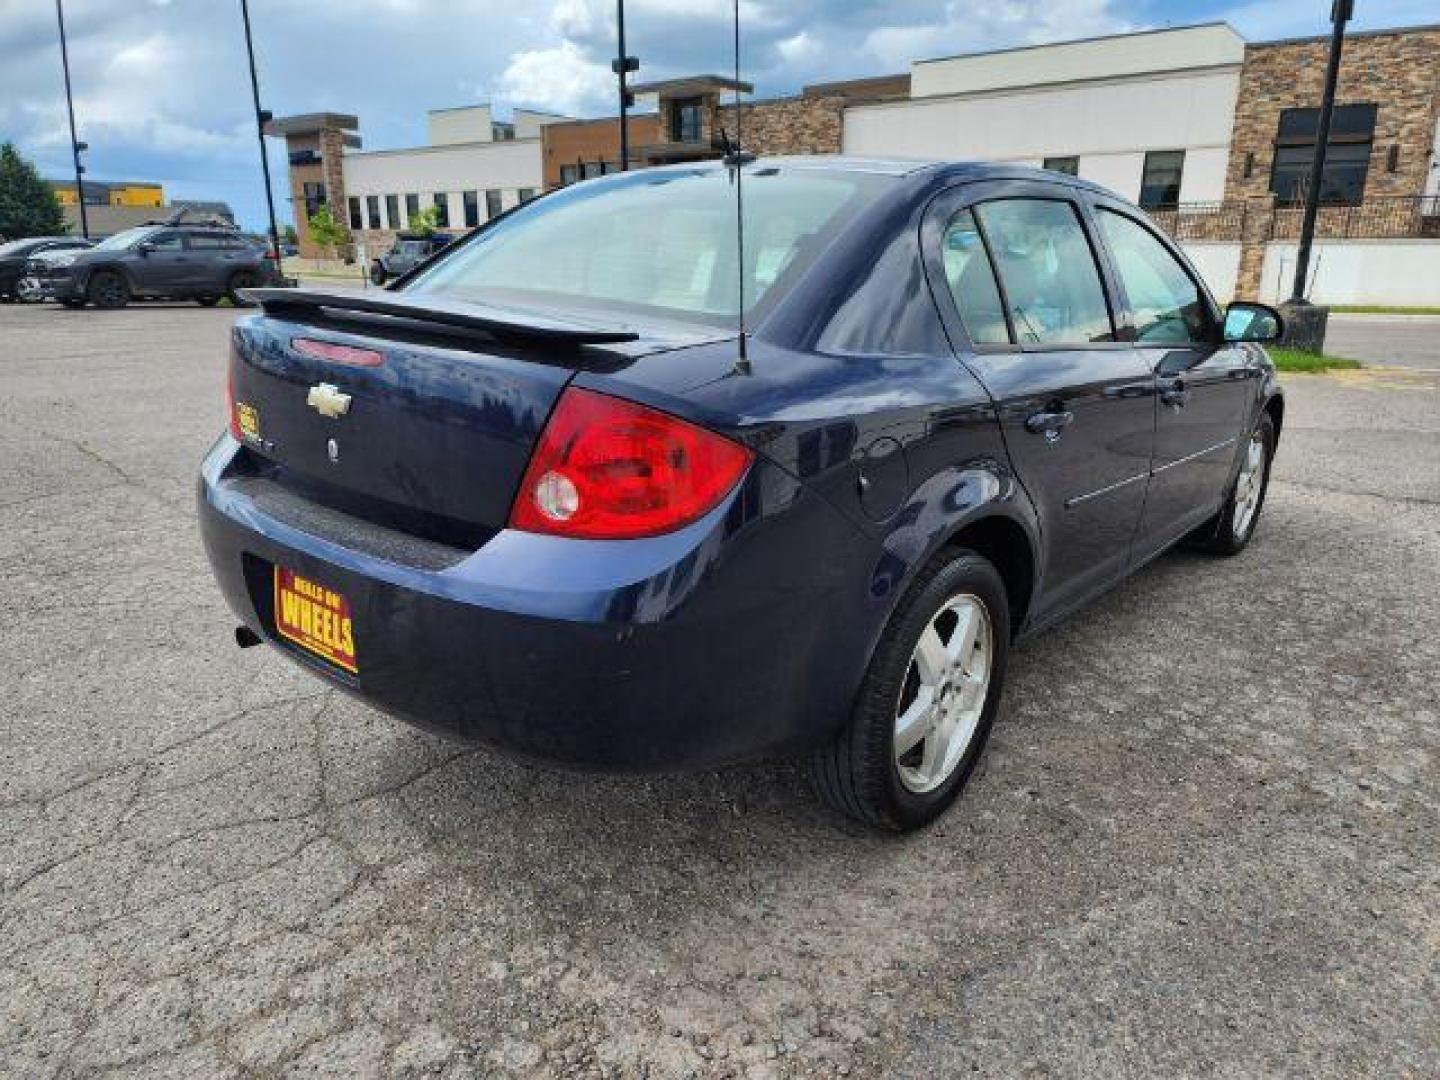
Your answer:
[145,231,185,252]
[972,199,1113,346]
[485,190,504,219]
[365,196,380,230]
[410,167,888,327]
[940,209,1010,345]
[1097,209,1210,345]
[1043,156,1079,176]
[463,191,480,228]
[1139,151,1185,209]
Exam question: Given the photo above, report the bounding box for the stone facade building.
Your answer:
[1223,25,1440,297]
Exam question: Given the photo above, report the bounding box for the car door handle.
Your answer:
[1024,409,1075,440]
[1160,380,1189,408]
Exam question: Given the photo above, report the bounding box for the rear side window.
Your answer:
[973,199,1114,346]
[1096,209,1211,344]
[940,209,1010,345]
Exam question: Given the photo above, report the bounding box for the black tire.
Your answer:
[87,270,130,309]
[1191,412,1275,556]
[369,261,387,286]
[808,549,1011,831]
[60,298,86,310]
[226,270,261,308]
[195,295,221,307]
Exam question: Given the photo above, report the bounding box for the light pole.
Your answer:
[55,0,88,239]
[1290,0,1352,302]
[239,0,284,280]
[612,0,638,171]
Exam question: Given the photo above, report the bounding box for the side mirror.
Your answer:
[136,242,155,256]
[1224,302,1283,344]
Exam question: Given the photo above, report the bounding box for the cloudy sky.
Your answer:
[1,0,1432,230]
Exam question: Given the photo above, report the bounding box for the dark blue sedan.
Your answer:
[200,159,1284,830]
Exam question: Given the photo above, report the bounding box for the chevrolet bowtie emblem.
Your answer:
[306,383,351,419]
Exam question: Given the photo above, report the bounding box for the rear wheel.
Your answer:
[195,295,221,307]
[226,270,261,308]
[808,549,1010,831]
[87,270,130,309]
[1192,412,1274,556]
[60,298,86,310]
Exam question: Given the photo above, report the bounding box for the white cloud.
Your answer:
[776,30,820,65]
[500,40,615,116]
[865,0,1131,69]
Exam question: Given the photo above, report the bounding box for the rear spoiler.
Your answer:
[242,288,640,346]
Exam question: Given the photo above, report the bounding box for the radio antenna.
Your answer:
[725,0,754,375]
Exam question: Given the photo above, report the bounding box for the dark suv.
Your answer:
[38,224,281,309]
[369,233,455,285]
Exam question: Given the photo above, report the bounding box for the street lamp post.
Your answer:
[54,0,88,239]
[612,0,638,171]
[1290,0,1353,303]
[239,0,284,281]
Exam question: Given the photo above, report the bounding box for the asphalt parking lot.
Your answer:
[2,301,1437,1078]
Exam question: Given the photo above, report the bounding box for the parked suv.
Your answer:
[37,224,281,309]
[0,236,93,301]
[368,232,455,285]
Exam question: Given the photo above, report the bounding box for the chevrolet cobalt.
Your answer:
[200,160,1283,830]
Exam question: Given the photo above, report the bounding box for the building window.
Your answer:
[348,197,362,230]
[385,194,400,230]
[485,190,503,220]
[302,181,327,219]
[463,190,480,228]
[581,161,604,180]
[365,195,380,230]
[1043,156,1079,176]
[517,188,535,203]
[405,193,420,224]
[1139,150,1185,210]
[558,165,579,186]
[432,193,450,227]
[1269,104,1376,206]
[670,96,704,143]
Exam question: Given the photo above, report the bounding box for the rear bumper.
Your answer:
[198,436,877,771]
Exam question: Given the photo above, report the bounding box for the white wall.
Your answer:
[843,68,1239,202]
[343,139,542,231]
[428,105,494,146]
[911,24,1245,98]
[1179,241,1242,302]
[1257,240,1440,307]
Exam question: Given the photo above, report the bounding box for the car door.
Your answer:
[186,232,249,291]
[925,181,1156,622]
[129,230,189,293]
[1088,198,1257,557]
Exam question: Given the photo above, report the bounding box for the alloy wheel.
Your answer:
[1233,429,1267,540]
[894,593,993,794]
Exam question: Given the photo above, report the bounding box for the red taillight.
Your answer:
[226,364,242,440]
[509,387,753,539]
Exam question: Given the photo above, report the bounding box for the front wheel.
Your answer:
[808,549,1010,831]
[1192,412,1275,556]
[369,261,387,286]
[87,270,130,309]
[195,295,221,307]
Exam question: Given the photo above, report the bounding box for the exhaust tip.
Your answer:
[234,626,263,649]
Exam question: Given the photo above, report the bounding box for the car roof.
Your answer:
[639,155,1122,200]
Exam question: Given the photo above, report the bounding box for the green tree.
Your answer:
[406,203,441,237]
[0,142,67,240]
[306,206,351,259]
[283,223,299,247]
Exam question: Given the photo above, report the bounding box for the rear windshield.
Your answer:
[406,166,889,327]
